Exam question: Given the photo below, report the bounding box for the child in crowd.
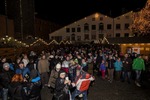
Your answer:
[99,60,106,79]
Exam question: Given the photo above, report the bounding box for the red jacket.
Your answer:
[75,72,94,92]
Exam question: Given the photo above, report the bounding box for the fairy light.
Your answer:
[130,0,150,34]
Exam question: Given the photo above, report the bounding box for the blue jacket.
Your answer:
[99,63,106,71]
[31,76,41,83]
[114,61,123,71]
[15,67,30,78]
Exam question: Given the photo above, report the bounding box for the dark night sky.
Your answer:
[34,0,147,25]
[0,0,148,26]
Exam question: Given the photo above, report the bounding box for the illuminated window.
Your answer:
[145,48,150,51]
[140,48,144,50]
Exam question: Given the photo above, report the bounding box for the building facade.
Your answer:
[6,0,35,40]
[114,11,133,37]
[34,18,62,40]
[0,15,14,38]
[49,12,133,42]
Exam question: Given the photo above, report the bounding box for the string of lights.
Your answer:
[130,0,150,34]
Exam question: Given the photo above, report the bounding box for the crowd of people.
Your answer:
[0,44,149,100]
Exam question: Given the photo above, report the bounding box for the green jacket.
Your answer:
[132,58,145,71]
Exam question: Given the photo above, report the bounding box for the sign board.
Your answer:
[132,48,140,54]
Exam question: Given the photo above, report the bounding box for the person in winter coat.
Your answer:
[68,60,77,82]
[122,54,132,83]
[15,61,30,82]
[48,63,62,93]
[132,54,145,87]
[62,56,70,74]
[71,69,95,100]
[9,74,27,100]
[99,60,106,79]
[26,69,42,100]
[0,57,7,72]
[38,54,50,87]
[26,59,35,71]
[107,55,115,83]
[0,63,15,100]
[114,57,123,81]
[53,70,71,100]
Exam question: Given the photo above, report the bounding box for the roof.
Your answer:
[106,37,150,44]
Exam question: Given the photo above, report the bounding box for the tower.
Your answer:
[6,0,35,40]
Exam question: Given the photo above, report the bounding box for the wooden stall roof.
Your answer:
[106,37,150,44]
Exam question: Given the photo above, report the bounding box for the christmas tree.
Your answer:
[130,0,150,36]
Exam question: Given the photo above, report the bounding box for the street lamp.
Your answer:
[20,0,23,40]
[4,0,8,36]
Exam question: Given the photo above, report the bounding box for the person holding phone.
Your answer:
[53,71,71,100]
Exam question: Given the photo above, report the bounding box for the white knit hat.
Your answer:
[3,63,10,68]
[56,63,61,69]
[49,55,54,58]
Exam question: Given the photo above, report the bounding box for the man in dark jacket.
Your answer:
[53,70,71,100]
[0,63,14,100]
[27,69,42,100]
[122,54,132,83]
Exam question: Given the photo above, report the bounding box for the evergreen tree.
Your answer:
[130,0,150,35]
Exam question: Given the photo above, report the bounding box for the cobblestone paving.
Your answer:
[41,76,150,100]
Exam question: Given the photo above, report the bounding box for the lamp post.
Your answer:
[20,0,23,40]
[4,0,8,36]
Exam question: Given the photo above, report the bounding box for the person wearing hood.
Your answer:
[53,70,71,100]
[26,69,42,100]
